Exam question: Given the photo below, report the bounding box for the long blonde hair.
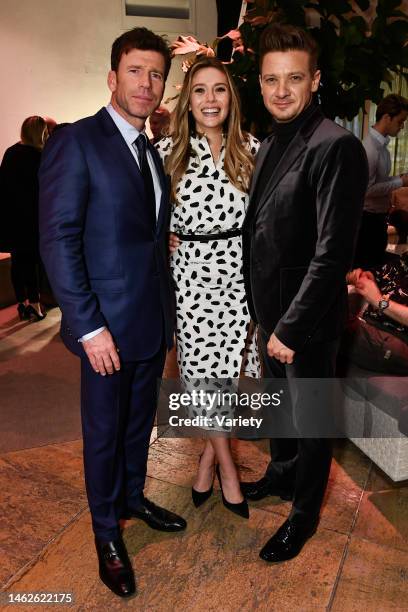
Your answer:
[20,116,48,150]
[165,57,254,202]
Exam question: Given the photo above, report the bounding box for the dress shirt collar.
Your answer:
[369,126,390,147]
[106,103,147,146]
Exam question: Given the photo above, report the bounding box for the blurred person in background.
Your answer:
[149,105,171,143]
[354,94,408,268]
[44,116,57,136]
[0,115,48,321]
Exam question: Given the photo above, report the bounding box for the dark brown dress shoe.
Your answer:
[240,476,293,501]
[95,537,136,598]
[259,518,318,563]
[129,498,187,532]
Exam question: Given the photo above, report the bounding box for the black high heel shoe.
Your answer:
[192,456,214,508]
[192,484,213,508]
[26,304,47,321]
[17,303,28,321]
[215,465,249,519]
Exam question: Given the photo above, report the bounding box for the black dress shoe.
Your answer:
[240,476,293,501]
[95,537,136,598]
[259,518,318,563]
[129,498,187,532]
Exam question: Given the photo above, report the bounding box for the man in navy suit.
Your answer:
[39,28,186,598]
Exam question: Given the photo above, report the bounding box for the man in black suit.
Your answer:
[241,23,368,562]
[40,28,186,598]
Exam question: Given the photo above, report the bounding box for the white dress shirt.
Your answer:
[363,126,403,214]
[80,104,163,343]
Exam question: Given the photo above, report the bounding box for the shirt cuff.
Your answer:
[79,326,106,342]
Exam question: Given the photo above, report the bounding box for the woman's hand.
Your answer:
[169,232,181,254]
[355,277,382,307]
[346,268,375,286]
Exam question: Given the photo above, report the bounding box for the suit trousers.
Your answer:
[259,330,339,523]
[80,342,166,542]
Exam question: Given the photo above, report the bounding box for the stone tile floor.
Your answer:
[1,436,408,611]
[0,305,407,610]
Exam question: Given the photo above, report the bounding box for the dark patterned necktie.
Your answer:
[133,134,156,224]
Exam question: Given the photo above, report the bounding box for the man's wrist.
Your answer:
[377,294,390,312]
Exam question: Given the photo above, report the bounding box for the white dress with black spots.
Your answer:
[156,134,261,422]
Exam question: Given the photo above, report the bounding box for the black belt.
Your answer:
[174,229,241,242]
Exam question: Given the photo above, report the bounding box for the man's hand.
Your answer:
[267,333,295,364]
[169,232,181,254]
[83,329,121,376]
[401,173,408,187]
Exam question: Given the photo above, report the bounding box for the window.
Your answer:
[122,1,196,33]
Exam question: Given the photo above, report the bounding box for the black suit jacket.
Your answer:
[0,143,41,252]
[243,106,369,352]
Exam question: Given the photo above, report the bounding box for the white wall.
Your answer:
[0,0,217,158]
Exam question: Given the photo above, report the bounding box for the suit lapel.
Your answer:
[97,108,163,233]
[250,106,325,219]
[249,135,273,201]
[245,135,274,222]
[97,108,145,195]
[255,133,307,217]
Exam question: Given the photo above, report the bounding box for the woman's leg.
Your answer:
[25,258,41,310]
[24,254,45,316]
[10,250,27,304]
[212,437,244,503]
[194,437,244,503]
[193,439,215,492]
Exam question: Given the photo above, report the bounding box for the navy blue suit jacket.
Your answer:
[39,108,175,361]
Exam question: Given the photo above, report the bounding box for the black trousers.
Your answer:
[10,248,41,303]
[354,211,388,269]
[80,342,166,542]
[259,330,339,523]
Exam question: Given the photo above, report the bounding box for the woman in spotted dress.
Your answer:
[156,57,260,518]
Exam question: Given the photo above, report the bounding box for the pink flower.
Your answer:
[196,45,215,57]
[181,60,193,73]
[171,35,201,55]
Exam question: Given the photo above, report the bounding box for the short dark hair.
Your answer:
[111,27,172,80]
[259,23,318,74]
[376,94,408,122]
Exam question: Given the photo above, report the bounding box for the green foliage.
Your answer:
[227,0,407,131]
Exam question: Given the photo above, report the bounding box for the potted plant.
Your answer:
[171,0,408,136]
